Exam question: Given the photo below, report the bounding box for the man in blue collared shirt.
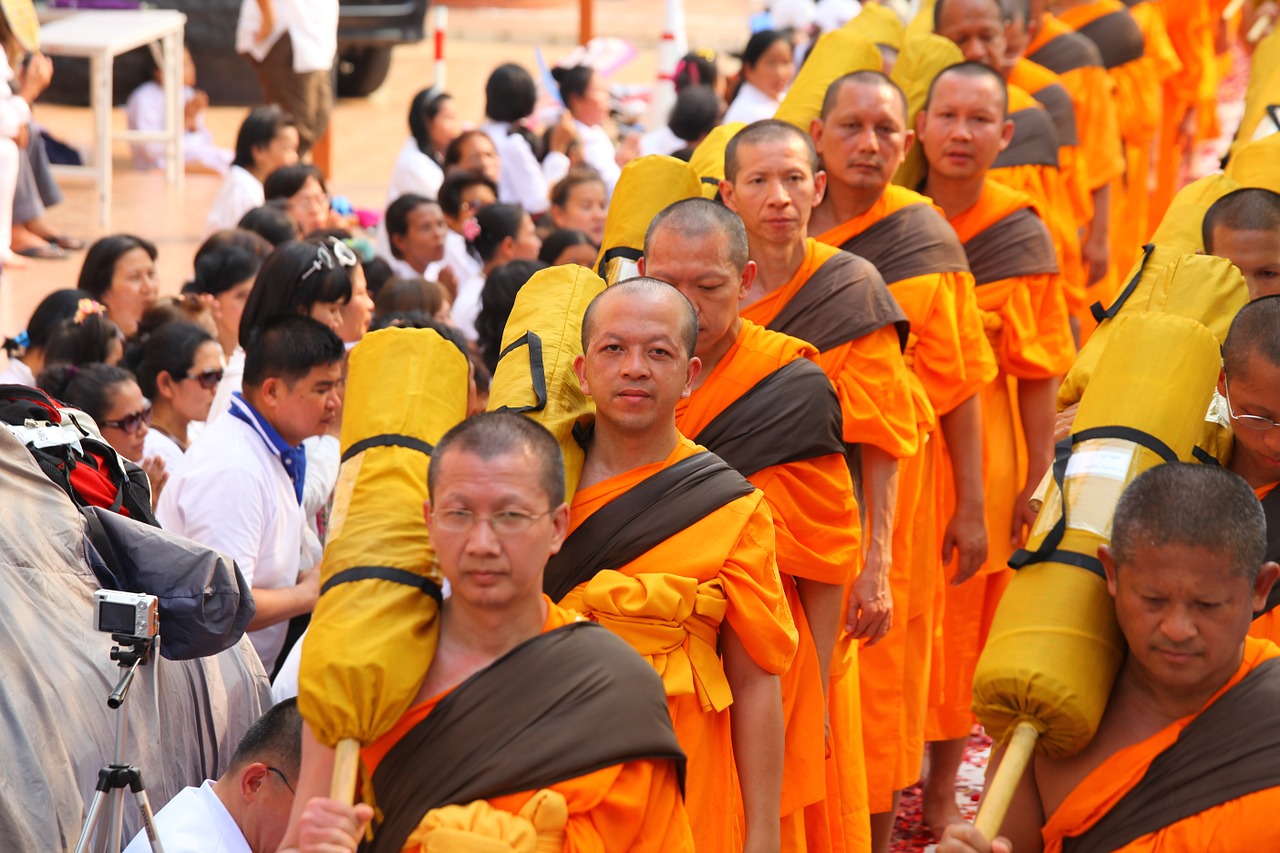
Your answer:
[159,315,344,672]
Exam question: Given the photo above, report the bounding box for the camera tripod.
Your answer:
[73,635,166,853]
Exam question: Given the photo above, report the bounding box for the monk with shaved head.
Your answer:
[557,277,797,853]
[1203,189,1280,300]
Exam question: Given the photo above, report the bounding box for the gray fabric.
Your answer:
[13,129,62,223]
[0,427,271,851]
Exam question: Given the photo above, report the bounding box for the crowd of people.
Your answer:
[5,0,1280,851]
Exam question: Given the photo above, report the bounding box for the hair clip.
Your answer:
[463,217,482,242]
[73,299,107,325]
[13,330,30,349]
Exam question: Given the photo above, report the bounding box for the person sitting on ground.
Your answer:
[940,463,1280,853]
[443,129,502,187]
[265,164,339,237]
[436,169,498,291]
[551,64,627,196]
[539,227,598,267]
[724,30,796,125]
[128,320,224,470]
[239,200,303,247]
[475,258,545,375]
[388,87,459,205]
[187,229,273,359]
[1202,188,1280,300]
[278,412,694,852]
[158,315,344,673]
[641,49,724,156]
[453,203,542,341]
[384,193,449,281]
[41,299,126,368]
[123,699,302,853]
[206,105,300,235]
[127,46,232,176]
[0,288,94,385]
[373,277,451,325]
[77,235,160,341]
[548,168,608,246]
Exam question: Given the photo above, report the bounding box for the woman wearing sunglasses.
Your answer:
[129,320,225,471]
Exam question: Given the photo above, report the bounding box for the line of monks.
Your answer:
[280,0,1280,850]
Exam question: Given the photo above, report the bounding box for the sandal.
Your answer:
[16,243,68,260]
[47,234,86,251]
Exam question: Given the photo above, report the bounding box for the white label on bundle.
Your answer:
[1064,447,1133,481]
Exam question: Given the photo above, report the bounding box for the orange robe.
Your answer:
[816,185,997,810]
[361,597,696,852]
[1150,0,1216,225]
[563,436,798,853]
[1124,0,1182,246]
[741,238,918,853]
[676,319,860,853]
[927,181,1073,741]
[1041,637,1280,852]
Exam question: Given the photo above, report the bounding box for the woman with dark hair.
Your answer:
[42,300,126,369]
[1,288,93,384]
[39,363,160,487]
[436,169,498,289]
[127,320,222,468]
[674,49,721,95]
[551,64,623,196]
[187,230,271,357]
[385,194,449,280]
[373,277,450,324]
[724,29,795,124]
[453,203,541,341]
[479,63,575,216]
[205,105,300,234]
[548,169,607,245]
[475,258,545,375]
[539,228,597,267]
[238,200,302,247]
[643,84,722,158]
[389,87,459,202]
[443,130,502,186]
[77,234,159,339]
[264,164,333,235]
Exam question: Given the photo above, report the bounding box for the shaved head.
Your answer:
[430,411,567,508]
[645,198,750,273]
[821,71,909,124]
[1223,294,1280,380]
[724,119,821,183]
[582,277,699,358]
[925,60,1009,117]
[934,0,1008,30]
[1203,188,1280,253]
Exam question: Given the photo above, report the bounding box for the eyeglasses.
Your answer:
[184,368,224,391]
[300,239,359,282]
[460,199,489,215]
[288,192,330,212]
[267,766,295,795]
[1224,377,1280,431]
[101,403,152,434]
[432,508,551,536]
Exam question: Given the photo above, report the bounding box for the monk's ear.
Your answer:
[1099,544,1119,597]
[998,117,1015,152]
[684,356,702,398]
[573,353,590,396]
[739,260,758,299]
[809,117,825,152]
[915,109,927,139]
[547,502,571,555]
[637,256,646,276]
[812,169,828,206]
[901,128,916,162]
[1253,562,1280,613]
[719,179,738,213]
[1216,366,1226,398]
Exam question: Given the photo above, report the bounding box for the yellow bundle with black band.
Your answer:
[968,311,1222,836]
[595,156,702,285]
[689,122,746,199]
[488,264,606,499]
[773,29,881,131]
[891,35,965,190]
[298,327,470,803]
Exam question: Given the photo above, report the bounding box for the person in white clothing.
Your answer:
[127,47,232,175]
[374,88,460,263]
[207,106,300,235]
[436,169,496,291]
[236,0,338,156]
[0,289,90,385]
[479,64,574,216]
[0,36,30,268]
[723,29,795,125]
[130,320,224,471]
[384,193,448,281]
[158,315,343,672]
[551,64,628,197]
[123,698,301,853]
[640,84,721,158]
[188,230,273,360]
[548,167,607,245]
[452,203,541,341]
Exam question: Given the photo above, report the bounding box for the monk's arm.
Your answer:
[796,578,842,696]
[939,393,988,585]
[1082,182,1111,286]
[981,745,1047,853]
[722,621,784,853]
[1013,377,1058,545]
[846,445,897,645]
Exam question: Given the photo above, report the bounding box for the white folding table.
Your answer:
[39,9,187,231]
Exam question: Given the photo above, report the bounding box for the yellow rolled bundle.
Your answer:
[689,122,746,199]
[891,35,964,189]
[846,3,907,52]
[594,155,703,284]
[1225,134,1280,194]
[773,29,880,131]
[298,327,471,800]
[1227,25,1280,161]
[488,264,606,499]
[970,311,1222,834]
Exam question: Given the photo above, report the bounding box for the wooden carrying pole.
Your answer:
[973,721,1040,839]
[331,738,362,802]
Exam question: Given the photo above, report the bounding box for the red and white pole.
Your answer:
[648,0,688,128]
[433,5,448,89]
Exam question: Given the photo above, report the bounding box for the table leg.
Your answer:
[164,27,184,190]
[90,50,111,231]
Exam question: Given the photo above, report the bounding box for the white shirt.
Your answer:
[206,347,245,427]
[127,81,232,175]
[0,357,35,385]
[0,60,30,140]
[157,399,305,673]
[143,428,186,472]
[236,0,339,74]
[723,81,785,125]
[479,120,570,216]
[443,229,482,286]
[388,137,445,203]
[450,272,485,342]
[123,780,249,853]
[574,119,621,198]
[639,123,686,157]
[205,166,264,236]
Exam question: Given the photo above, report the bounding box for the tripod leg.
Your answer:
[72,790,108,853]
[132,787,166,853]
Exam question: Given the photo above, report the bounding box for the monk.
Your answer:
[915,61,1072,835]
[940,462,1280,852]
[808,71,997,853]
[720,118,919,853]
[279,412,694,853]
[1202,188,1280,300]
[642,197,859,853]
[560,278,797,853]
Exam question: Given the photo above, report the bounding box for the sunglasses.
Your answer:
[101,403,152,435]
[184,368,224,391]
[300,238,359,282]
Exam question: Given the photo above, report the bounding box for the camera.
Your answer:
[93,590,159,640]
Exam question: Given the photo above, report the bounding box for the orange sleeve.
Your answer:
[898,271,995,416]
[719,492,800,675]
[751,455,861,585]
[817,324,919,458]
[980,274,1064,380]
[1064,65,1125,190]
[955,271,1000,391]
[1028,265,1076,376]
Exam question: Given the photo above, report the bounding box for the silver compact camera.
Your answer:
[93,590,159,639]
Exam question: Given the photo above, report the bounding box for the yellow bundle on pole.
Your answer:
[594,155,703,284]
[890,35,964,190]
[773,29,880,131]
[1227,25,1280,161]
[970,311,1222,835]
[1225,134,1280,194]
[488,264,606,499]
[688,122,746,199]
[845,3,907,51]
[297,328,470,801]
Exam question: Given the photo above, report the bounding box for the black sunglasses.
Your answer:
[184,367,224,391]
[101,403,152,434]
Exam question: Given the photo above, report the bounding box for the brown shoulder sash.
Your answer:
[1258,488,1280,615]
[1062,656,1280,853]
[768,250,910,352]
[1076,9,1145,69]
[837,203,970,285]
[1028,31,1104,74]
[962,207,1059,285]
[364,621,686,853]
[543,450,756,602]
[1030,80,1079,147]
[994,106,1062,170]
[694,357,845,477]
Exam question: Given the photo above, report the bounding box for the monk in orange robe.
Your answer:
[808,71,998,853]
[913,62,1072,836]
[279,413,694,853]
[642,197,860,853]
[721,119,919,853]
[561,279,798,853]
[938,463,1280,853]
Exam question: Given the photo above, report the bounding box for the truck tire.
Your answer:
[337,46,394,98]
